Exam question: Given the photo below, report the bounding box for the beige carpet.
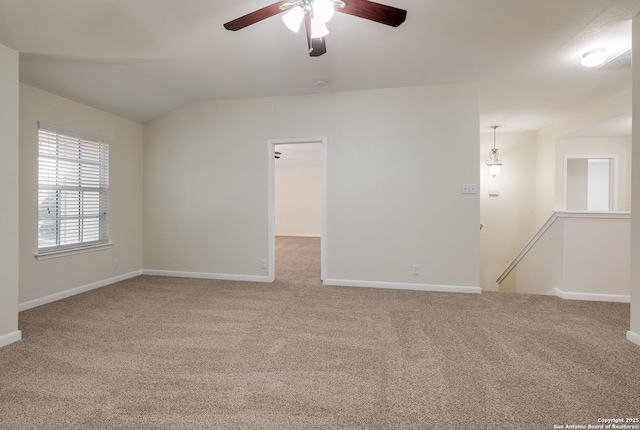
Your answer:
[1,236,639,429]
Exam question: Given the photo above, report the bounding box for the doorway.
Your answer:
[267,137,327,282]
[564,156,617,211]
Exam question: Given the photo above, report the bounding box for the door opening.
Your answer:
[564,156,617,211]
[268,137,327,282]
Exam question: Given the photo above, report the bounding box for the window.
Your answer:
[38,122,109,254]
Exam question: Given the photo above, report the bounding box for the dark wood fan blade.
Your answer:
[223,1,291,31]
[304,14,327,57]
[337,0,407,27]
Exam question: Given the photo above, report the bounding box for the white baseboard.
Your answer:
[627,331,640,346]
[0,330,22,348]
[143,269,271,283]
[275,234,321,238]
[551,288,630,303]
[324,279,482,294]
[19,270,143,312]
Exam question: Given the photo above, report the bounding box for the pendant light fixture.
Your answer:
[486,126,503,177]
[281,0,346,36]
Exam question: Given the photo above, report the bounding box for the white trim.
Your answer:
[268,137,328,282]
[142,269,270,283]
[275,234,321,238]
[321,138,328,282]
[497,211,630,284]
[0,331,22,348]
[19,270,143,311]
[35,242,113,260]
[626,331,640,346]
[324,278,482,294]
[550,288,630,303]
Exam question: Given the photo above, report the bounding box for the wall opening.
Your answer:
[268,137,327,282]
[565,156,616,211]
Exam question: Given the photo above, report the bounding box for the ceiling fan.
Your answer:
[223,0,407,57]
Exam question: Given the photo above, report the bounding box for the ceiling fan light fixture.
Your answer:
[224,0,407,58]
[581,48,607,67]
[310,17,329,38]
[313,0,335,23]
[282,5,305,32]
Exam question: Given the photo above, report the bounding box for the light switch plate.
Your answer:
[462,184,477,194]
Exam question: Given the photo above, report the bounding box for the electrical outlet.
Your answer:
[261,259,268,270]
[412,264,419,275]
[113,258,119,269]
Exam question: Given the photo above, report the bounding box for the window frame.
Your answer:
[36,122,111,259]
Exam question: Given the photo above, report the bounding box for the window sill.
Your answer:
[35,243,113,260]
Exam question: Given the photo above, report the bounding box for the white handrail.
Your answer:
[496,211,630,284]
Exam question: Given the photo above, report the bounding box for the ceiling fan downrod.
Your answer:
[279,0,347,14]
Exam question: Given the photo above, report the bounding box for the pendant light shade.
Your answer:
[313,0,335,22]
[486,125,503,177]
[310,17,329,38]
[488,163,501,177]
[281,0,345,35]
[282,6,304,32]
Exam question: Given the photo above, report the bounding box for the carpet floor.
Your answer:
[1,237,639,429]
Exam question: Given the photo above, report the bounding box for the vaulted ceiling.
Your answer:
[0,0,638,133]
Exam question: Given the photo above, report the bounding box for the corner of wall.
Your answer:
[0,43,20,346]
[630,13,640,340]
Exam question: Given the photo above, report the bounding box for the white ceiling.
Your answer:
[0,0,639,134]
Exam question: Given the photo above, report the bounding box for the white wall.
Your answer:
[480,131,537,290]
[275,167,321,236]
[144,83,480,289]
[19,85,144,305]
[0,44,20,347]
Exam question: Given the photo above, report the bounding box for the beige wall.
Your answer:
[0,44,20,345]
[630,13,640,342]
[275,167,321,236]
[535,90,632,227]
[19,85,144,304]
[563,217,630,296]
[144,84,480,288]
[480,131,537,290]
[499,214,630,300]
[499,220,564,296]
[556,137,632,212]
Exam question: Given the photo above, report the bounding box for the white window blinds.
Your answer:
[38,122,110,252]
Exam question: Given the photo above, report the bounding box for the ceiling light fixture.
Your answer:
[486,126,503,177]
[581,48,607,67]
[281,0,346,36]
[282,6,305,32]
